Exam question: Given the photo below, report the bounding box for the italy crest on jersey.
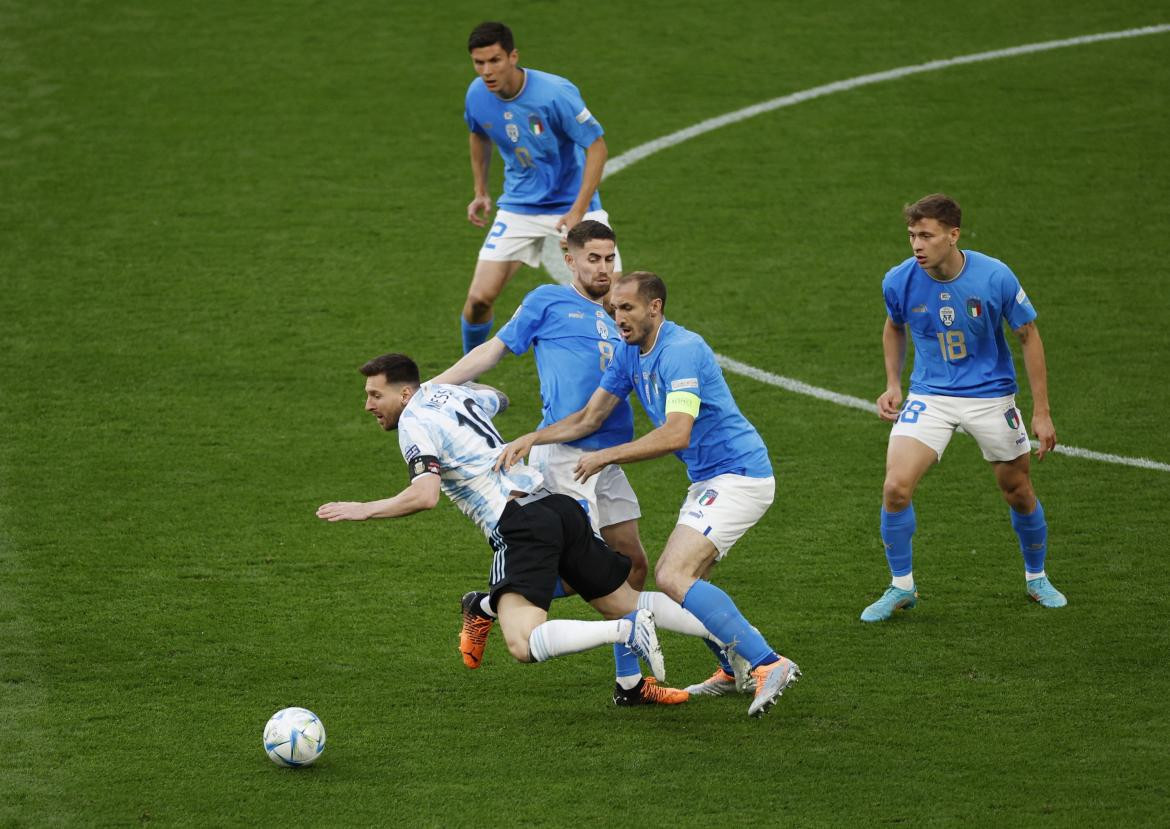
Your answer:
[528,114,544,135]
[966,298,983,318]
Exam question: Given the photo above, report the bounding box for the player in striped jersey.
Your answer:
[316,353,717,698]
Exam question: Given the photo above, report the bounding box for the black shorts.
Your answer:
[487,493,632,612]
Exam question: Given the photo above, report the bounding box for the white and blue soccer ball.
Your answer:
[263,707,326,767]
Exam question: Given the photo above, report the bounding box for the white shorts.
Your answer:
[528,442,641,533]
[676,474,775,560]
[890,393,1031,462]
[477,209,623,281]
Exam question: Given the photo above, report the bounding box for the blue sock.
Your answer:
[682,581,776,670]
[461,317,493,354]
[880,504,916,579]
[613,642,640,681]
[703,637,733,674]
[1011,500,1048,575]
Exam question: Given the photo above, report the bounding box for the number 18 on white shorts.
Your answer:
[890,393,1031,462]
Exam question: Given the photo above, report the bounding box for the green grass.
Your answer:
[3,1,1168,825]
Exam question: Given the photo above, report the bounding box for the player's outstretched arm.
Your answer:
[430,338,509,386]
[877,318,908,422]
[1015,321,1057,459]
[496,386,621,470]
[573,410,694,483]
[467,132,493,227]
[556,136,607,234]
[316,474,441,522]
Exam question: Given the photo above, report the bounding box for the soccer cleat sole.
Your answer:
[748,662,802,718]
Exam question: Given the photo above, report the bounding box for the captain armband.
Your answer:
[407,455,441,480]
[665,391,700,418]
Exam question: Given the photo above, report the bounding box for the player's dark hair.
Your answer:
[359,353,420,387]
[468,22,514,53]
[565,219,616,250]
[904,193,962,228]
[617,271,667,310]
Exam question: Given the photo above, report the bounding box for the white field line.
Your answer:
[606,24,1170,473]
[716,356,1170,473]
[603,24,1170,180]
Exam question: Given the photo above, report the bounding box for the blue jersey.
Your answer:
[883,250,1038,398]
[496,284,634,451]
[600,321,772,482]
[464,68,604,215]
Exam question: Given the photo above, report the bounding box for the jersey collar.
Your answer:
[639,319,668,357]
[496,68,528,102]
[569,283,607,308]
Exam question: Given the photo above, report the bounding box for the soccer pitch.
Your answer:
[3,1,1168,824]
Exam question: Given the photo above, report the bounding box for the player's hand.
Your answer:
[496,433,537,471]
[316,501,371,522]
[1031,412,1057,460]
[876,387,904,422]
[467,194,493,228]
[573,450,608,483]
[555,207,585,236]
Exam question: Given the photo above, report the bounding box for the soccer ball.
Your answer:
[263,707,326,767]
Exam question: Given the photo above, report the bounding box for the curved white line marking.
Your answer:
[717,356,1170,472]
[607,25,1170,472]
[604,25,1170,180]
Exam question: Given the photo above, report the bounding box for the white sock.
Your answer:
[1025,570,1046,581]
[892,573,914,591]
[637,591,721,643]
[479,595,496,618]
[616,674,642,691]
[528,619,629,663]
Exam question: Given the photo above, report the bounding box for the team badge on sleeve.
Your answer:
[670,378,699,391]
[575,107,593,124]
[408,455,442,479]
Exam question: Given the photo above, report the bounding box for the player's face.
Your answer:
[908,218,961,272]
[567,239,617,300]
[470,44,521,98]
[364,375,409,431]
[610,282,660,348]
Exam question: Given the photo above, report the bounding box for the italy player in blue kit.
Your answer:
[460,22,620,354]
[433,221,695,706]
[501,271,801,718]
[862,194,1066,622]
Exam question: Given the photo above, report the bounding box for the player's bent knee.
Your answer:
[882,479,913,511]
[503,632,533,663]
[652,564,689,603]
[464,294,495,319]
[625,555,648,591]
